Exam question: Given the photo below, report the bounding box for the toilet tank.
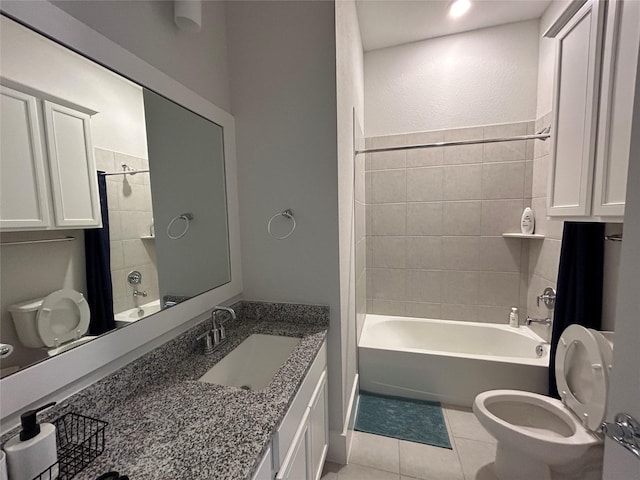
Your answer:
[9,297,46,348]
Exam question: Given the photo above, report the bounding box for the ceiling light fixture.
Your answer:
[449,0,472,18]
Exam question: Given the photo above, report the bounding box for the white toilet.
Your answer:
[473,324,613,480]
[9,289,94,357]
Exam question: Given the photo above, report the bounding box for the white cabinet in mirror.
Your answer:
[0,2,241,423]
[1,85,102,231]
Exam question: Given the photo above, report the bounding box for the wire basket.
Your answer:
[33,412,108,480]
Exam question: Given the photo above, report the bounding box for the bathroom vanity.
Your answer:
[1,302,329,480]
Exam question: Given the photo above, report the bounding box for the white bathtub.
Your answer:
[358,314,549,407]
[114,299,161,328]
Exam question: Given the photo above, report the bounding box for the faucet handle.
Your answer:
[537,287,556,309]
[212,326,221,346]
[219,323,227,342]
[197,331,214,354]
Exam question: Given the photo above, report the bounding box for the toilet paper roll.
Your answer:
[0,343,13,359]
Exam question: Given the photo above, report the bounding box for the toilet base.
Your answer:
[494,442,603,480]
[495,442,551,480]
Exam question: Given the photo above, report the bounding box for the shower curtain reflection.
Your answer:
[85,172,115,335]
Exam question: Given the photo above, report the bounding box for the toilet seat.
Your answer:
[555,325,608,431]
[36,290,90,348]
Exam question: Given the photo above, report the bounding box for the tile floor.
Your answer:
[322,405,499,480]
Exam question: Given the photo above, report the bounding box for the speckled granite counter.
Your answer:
[3,301,328,480]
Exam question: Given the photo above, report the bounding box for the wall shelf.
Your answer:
[140,235,155,240]
[502,233,545,239]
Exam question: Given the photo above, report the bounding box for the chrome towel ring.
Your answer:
[268,209,296,240]
[167,212,194,240]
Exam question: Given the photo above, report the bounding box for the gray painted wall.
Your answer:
[51,0,231,112]
[225,0,343,433]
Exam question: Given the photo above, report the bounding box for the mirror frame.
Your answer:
[0,2,243,425]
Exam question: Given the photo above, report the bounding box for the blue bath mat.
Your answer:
[355,391,451,449]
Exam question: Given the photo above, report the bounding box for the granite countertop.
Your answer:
[3,301,328,480]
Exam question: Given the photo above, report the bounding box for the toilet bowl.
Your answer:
[473,324,613,480]
[9,289,94,356]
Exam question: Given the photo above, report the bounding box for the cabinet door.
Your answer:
[593,0,640,217]
[276,408,311,480]
[548,0,606,217]
[43,101,101,227]
[251,445,273,480]
[0,86,51,229]
[308,371,328,480]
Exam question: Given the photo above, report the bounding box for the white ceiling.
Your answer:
[356,0,552,51]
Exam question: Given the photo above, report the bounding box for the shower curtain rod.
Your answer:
[355,126,552,155]
[103,169,150,176]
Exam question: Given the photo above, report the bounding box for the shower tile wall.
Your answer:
[94,147,159,314]
[525,112,564,340]
[365,121,535,323]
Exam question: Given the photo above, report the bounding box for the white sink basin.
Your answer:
[198,334,301,391]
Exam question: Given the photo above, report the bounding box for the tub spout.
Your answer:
[525,317,552,326]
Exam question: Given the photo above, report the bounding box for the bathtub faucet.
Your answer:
[525,317,552,326]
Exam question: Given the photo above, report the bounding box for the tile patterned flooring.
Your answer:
[322,405,499,480]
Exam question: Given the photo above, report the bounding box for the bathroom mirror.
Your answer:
[0,14,231,377]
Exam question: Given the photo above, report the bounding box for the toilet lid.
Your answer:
[555,324,608,431]
[36,289,90,348]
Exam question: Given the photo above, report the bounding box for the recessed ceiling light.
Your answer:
[449,0,471,18]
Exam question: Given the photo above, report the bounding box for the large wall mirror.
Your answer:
[0,14,231,379]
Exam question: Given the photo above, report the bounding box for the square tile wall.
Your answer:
[95,148,159,314]
[365,121,546,324]
[525,112,564,340]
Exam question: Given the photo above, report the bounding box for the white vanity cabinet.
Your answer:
[547,0,640,221]
[251,340,327,480]
[307,371,328,480]
[252,446,274,480]
[276,370,328,480]
[0,85,101,231]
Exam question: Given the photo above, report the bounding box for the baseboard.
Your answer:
[327,374,359,464]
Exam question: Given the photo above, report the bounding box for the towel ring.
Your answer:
[268,209,296,240]
[167,212,194,240]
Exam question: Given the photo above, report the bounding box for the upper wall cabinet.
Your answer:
[0,85,101,231]
[547,0,640,221]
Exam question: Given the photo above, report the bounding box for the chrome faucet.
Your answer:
[212,305,236,343]
[525,317,552,326]
[198,305,237,355]
[133,289,148,297]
